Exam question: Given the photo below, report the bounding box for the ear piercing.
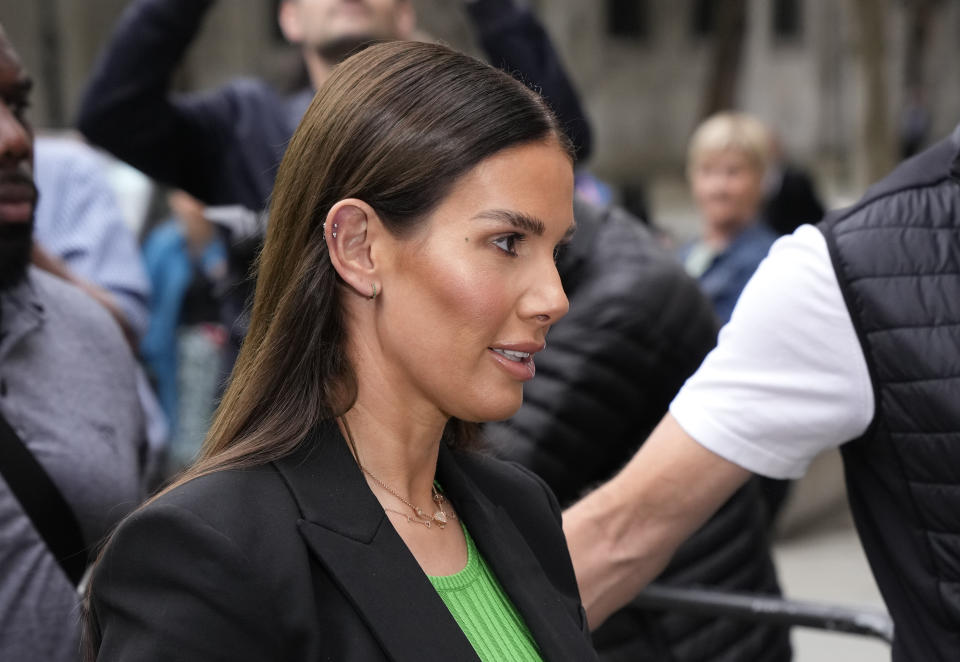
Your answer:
[369,283,378,301]
[332,223,338,238]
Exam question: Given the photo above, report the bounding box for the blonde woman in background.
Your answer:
[678,112,778,324]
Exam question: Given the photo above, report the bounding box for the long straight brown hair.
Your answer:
[82,40,572,662]
[168,41,572,491]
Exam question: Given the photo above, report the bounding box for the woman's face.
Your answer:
[689,148,764,235]
[373,140,575,423]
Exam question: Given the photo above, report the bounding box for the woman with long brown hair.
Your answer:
[85,41,596,662]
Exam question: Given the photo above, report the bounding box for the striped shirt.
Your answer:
[33,135,151,340]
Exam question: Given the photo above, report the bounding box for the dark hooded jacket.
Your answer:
[488,198,791,662]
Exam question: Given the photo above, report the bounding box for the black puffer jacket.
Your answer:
[487,198,791,662]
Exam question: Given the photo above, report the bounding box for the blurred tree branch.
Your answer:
[700,0,747,119]
[853,0,895,183]
[36,0,63,126]
[903,0,943,90]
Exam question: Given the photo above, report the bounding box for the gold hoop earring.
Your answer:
[369,283,378,300]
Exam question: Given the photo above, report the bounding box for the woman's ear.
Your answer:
[325,199,381,300]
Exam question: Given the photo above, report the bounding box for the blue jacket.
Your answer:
[140,220,225,429]
[679,223,777,324]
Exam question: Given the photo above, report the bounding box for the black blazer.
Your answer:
[88,421,598,661]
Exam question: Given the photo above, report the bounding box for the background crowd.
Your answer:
[1,1,958,661]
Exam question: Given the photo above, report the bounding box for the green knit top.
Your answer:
[428,524,543,662]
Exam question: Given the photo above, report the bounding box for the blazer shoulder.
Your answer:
[90,474,291,661]
[452,449,563,521]
[144,465,301,546]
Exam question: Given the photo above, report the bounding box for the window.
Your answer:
[606,0,650,40]
[773,0,802,40]
[691,0,716,37]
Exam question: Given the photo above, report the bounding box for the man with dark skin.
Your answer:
[0,25,143,662]
[0,29,34,282]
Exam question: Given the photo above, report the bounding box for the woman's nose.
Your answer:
[523,260,569,325]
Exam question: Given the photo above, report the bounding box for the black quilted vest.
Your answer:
[820,124,960,661]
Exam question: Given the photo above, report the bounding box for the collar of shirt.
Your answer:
[0,270,47,363]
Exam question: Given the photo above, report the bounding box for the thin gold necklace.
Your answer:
[360,464,455,529]
[341,417,456,530]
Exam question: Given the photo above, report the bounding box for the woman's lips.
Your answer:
[488,346,540,381]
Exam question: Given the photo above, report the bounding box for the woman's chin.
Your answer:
[455,393,524,424]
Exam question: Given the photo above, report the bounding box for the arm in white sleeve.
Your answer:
[564,225,874,628]
[670,224,874,479]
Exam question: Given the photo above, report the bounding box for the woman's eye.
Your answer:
[492,233,523,256]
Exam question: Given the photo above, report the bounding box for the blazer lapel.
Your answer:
[437,448,597,662]
[274,423,480,662]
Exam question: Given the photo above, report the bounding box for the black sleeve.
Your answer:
[76,0,237,203]
[465,0,593,162]
[89,503,280,661]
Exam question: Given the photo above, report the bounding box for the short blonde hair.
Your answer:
[687,112,772,176]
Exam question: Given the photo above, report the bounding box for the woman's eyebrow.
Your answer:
[472,209,546,236]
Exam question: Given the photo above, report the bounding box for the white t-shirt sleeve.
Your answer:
[669,225,874,479]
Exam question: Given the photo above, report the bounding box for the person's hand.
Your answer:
[168,190,215,255]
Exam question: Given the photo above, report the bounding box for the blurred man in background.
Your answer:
[0,25,144,661]
[78,0,592,209]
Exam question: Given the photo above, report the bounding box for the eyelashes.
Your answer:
[492,233,569,262]
[492,233,524,256]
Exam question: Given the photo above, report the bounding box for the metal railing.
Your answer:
[636,584,894,643]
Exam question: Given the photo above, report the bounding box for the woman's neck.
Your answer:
[339,377,449,511]
[341,310,451,506]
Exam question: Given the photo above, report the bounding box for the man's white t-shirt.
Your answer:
[669,225,875,479]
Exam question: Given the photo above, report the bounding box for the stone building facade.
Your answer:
[3,0,959,193]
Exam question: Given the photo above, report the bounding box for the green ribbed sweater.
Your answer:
[428,525,543,662]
